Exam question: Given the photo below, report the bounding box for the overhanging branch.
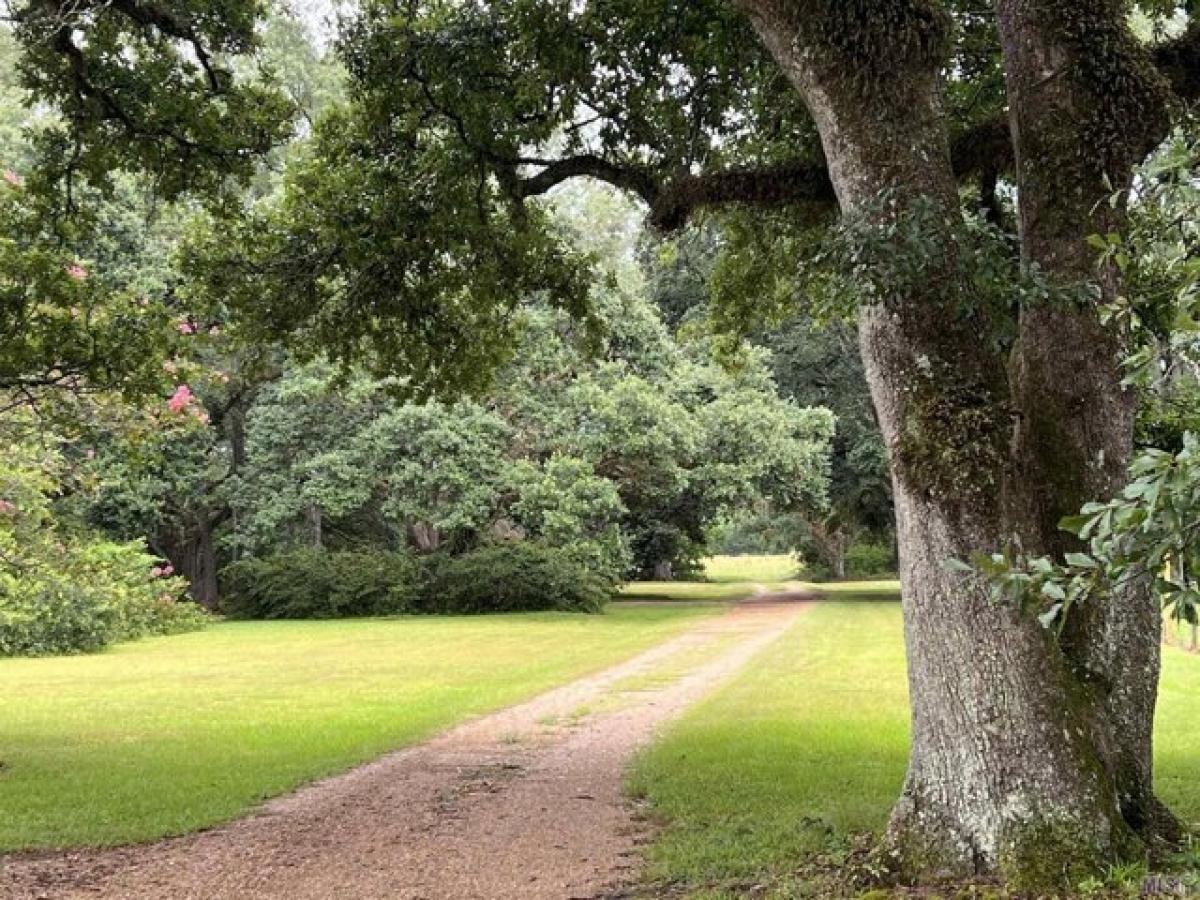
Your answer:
[510,18,1199,233]
[514,154,660,206]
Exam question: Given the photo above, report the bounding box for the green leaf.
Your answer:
[1038,603,1064,630]
[1058,514,1091,536]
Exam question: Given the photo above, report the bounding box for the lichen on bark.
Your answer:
[736,0,1184,890]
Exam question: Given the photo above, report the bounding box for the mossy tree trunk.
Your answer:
[737,0,1179,888]
[996,0,1183,849]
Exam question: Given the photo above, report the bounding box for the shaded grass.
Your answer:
[630,587,1200,897]
[620,581,760,602]
[0,605,715,850]
[619,555,810,602]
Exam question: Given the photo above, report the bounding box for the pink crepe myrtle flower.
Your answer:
[150,566,163,578]
[162,564,174,576]
[0,499,15,514]
[4,169,23,187]
[177,320,195,335]
[66,264,88,281]
[168,384,194,413]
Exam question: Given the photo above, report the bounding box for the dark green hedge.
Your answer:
[220,543,615,619]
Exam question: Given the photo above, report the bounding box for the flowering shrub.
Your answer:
[0,441,208,656]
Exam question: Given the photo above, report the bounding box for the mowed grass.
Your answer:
[1156,636,1200,827]
[630,582,1200,896]
[620,555,804,602]
[0,605,715,851]
[702,555,801,583]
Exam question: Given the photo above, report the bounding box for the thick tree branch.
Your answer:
[513,154,660,206]
[510,18,1198,233]
[647,161,834,232]
[1153,21,1200,103]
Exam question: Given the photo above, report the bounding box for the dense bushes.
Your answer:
[220,542,617,619]
[0,541,208,656]
[843,542,895,578]
[221,549,420,619]
[420,543,614,613]
[798,540,896,581]
[0,443,207,656]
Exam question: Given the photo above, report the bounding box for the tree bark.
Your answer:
[306,503,323,550]
[994,0,1181,847]
[409,522,441,553]
[736,0,1176,887]
[653,559,674,581]
[158,516,220,610]
[810,519,848,579]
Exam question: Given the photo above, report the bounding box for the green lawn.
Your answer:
[702,555,801,583]
[0,604,715,850]
[629,584,1200,897]
[620,581,764,602]
[620,555,807,603]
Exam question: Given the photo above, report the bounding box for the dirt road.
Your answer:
[2,600,808,900]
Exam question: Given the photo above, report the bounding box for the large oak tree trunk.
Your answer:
[737,0,1178,887]
[995,0,1181,847]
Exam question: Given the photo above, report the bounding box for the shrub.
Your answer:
[418,542,615,614]
[845,542,896,578]
[0,441,207,657]
[0,540,208,657]
[220,549,420,619]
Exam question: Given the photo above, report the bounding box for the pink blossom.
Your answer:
[0,499,15,514]
[66,264,88,281]
[168,384,193,413]
[150,566,163,578]
[191,408,211,426]
[162,564,174,576]
[3,169,23,187]
[177,321,195,335]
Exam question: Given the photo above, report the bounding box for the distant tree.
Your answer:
[642,224,891,576]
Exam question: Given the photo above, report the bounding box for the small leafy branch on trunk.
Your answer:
[960,135,1200,635]
[957,433,1200,633]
